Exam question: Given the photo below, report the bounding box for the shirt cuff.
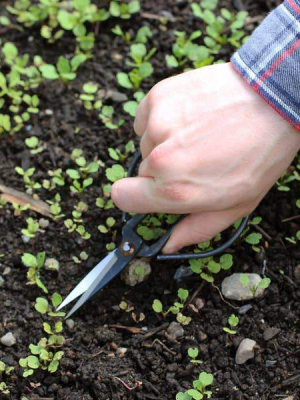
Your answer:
[231,0,300,131]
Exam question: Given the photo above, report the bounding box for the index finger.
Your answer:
[134,95,149,136]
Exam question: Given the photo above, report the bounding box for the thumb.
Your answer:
[162,208,244,254]
[111,177,158,213]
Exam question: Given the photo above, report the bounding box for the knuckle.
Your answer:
[157,182,192,202]
[148,146,168,170]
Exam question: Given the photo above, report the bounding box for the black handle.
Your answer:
[125,151,249,260]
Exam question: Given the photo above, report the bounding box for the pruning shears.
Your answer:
[58,152,249,318]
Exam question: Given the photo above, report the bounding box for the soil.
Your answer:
[1,1,300,399]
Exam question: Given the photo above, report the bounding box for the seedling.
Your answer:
[223,314,239,335]
[153,288,191,325]
[106,164,126,182]
[15,167,41,193]
[25,136,45,154]
[98,217,116,234]
[12,203,30,216]
[22,251,48,293]
[108,141,135,163]
[80,82,102,111]
[0,360,14,394]
[188,348,203,365]
[240,274,271,296]
[99,105,124,130]
[239,216,263,252]
[47,193,65,220]
[109,0,140,19]
[123,91,145,117]
[72,201,88,223]
[43,169,65,191]
[112,25,152,44]
[72,251,89,264]
[22,217,40,239]
[176,372,214,399]
[39,55,86,83]
[189,253,233,283]
[117,43,156,90]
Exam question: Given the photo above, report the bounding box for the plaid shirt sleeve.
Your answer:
[231,0,300,131]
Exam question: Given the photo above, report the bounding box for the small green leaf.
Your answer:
[152,299,163,313]
[35,297,48,314]
[257,277,271,289]
[52,292,62,308]
[240,274,249,287]
[27,356,40,369]
[188,347,199,359]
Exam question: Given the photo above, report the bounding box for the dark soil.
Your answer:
[1,1,300,399]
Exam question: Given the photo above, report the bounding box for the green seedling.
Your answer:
[108,140,135,163]
[189,253,233,283]
[240,274,271,296]
[153,288,191,325]
[22,251,48,293]
[47,193,65,220]
[112,25,152,44]
[12,202,30,216]
[223,314,239,335]
[76,225,91,240]
[0,198,7,208]
[72,201,88,223]
[72,251,88,264]
[22,217,40,239]
[106,164,126,182]
[25,136,45,154]
[0,360,14,394]
[66,148,102,193]
[188,348,203,365]
[123,91,145,117]
[80,82,102,111]
[238,216,263,252]
[99,105,124,130]
[119,300,135,313]
[109,0,140,19]
[39,54,86,83]
[117,43,156,90]
[98,217,116,234]
[96,196,114,211]
[15,167,41,193]
[20,294,65,377]
[276,168,300,191]
[43,168,65,191]
[176,371,214,399]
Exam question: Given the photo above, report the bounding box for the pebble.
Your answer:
[167,322,184,341]
[105,90,128,103]
[0,276,4,287]
[45,109,53,116]
[116,347,127,357]
[121,259,151,287]
[1,332,16,347]
[263,327,280,341]
[3,267,11,276]
[222,273,265,301]
[266,360,277,367]
[45,258,60,271]
[39,218,50,229]
[66,319,75,330]
[195,298,205,310]
[174,265,193,281]
[235,338,257,364]
[283,396,294,400]
[198,330,207,342]
[238,304,253,314]
[22,235,31,243]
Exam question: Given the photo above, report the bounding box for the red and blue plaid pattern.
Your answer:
[231,0,300,130]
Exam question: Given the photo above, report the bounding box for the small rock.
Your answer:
[1,332,16,347]
[174,265,193,281]
[45,109,53,116]
[116,347,127,357]
[167,322,184,341]
[3,267,11,276]
[222,273,265,301]
[263,327,280,341]
[25,125,33,132]
[238,304,253,314]
[39,218,50,229]
[45,258,60,271]
[195,298,205,310]
[198,330,207,342]
[121,259,151,287]
[235,338,257,364]
[111,52,123,62]
[283,396,294,400]
[22,235,30,243]
[0,276,4,287]
[266,360,277,367]
[66,319,75,330]
[106,90,128,103]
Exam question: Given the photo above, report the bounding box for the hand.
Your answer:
[111,63,300,253]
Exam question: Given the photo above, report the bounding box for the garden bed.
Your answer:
[1,0,300,399]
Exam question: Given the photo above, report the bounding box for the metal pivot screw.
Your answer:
[121,242,135,256]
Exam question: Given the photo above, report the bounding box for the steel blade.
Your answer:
[57,251,116,311]
[65,250,120,319]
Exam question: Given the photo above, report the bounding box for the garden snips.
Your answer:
[58,152,249,319]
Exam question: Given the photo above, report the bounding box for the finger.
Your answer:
[111,177,195,214]
[134,96,149,136]
[140,130,155,159]
[162,208,245,254]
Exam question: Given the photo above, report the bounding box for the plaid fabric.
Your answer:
[231,0,300,130]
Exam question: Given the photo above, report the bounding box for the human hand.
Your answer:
[111,63,300,253]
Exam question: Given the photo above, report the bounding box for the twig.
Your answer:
[108,324,145,334]
[182,281,205,312]
[140,322,169,341]
[143,338,176,356]
[282,214,300,223]
[89,349,104,359]
[253,225,273,242]
[211,283,239,310]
